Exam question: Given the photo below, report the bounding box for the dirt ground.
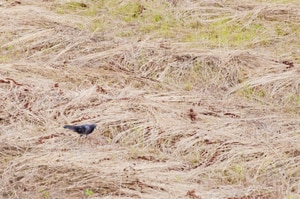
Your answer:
[0,0,299,199]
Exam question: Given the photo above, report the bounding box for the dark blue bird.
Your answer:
[63,124,96,137]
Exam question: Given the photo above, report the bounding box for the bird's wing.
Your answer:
[82,125,92,134]
[64,125,85,134]
[82,124,96,134]
[75,126,86,134]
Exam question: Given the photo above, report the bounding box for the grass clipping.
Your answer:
[0,0,300,199]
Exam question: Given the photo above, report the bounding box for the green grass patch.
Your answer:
[56,2,89,15]
[183,19,265,47]
[112,1,145,22]
[84,189,94,197]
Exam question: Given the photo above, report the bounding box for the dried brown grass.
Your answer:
[0,0,299,199]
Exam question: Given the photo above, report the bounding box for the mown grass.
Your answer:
[0,0,299,198]
[52,0,300,49]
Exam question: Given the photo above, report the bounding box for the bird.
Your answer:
[63,124,97,137]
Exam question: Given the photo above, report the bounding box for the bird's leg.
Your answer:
[78,135,83,144]
[86,135,94,145]
[86,135,92,145]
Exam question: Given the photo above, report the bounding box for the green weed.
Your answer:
[39,189,50,199]
[84,188,94,197]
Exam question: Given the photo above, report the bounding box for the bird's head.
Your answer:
[91,124,97,129]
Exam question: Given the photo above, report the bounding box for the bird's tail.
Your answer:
[63,125,77,131]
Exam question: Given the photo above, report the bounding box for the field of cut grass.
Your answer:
[0,0,300,198]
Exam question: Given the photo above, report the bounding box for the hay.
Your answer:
[0,0,299,198]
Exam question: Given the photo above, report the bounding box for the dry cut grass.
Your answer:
[0,0,300,199]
